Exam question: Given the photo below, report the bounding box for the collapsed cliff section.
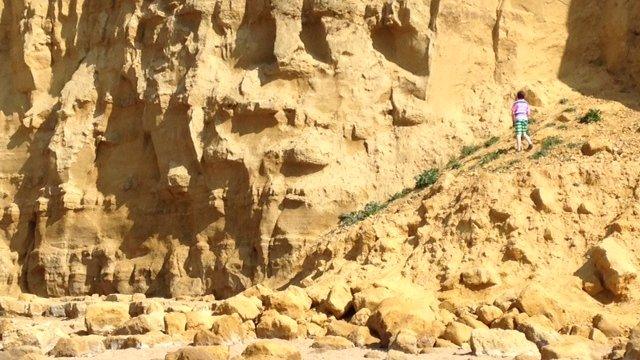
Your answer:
[0,0,637,299]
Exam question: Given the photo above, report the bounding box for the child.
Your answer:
[511,91,533,151]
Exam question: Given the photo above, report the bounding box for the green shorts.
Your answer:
[514,120,529,136]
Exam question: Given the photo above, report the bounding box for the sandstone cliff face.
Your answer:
[0,0,637,298]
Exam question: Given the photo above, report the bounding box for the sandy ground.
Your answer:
[57,339,506,360]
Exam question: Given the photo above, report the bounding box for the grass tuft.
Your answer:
[415,168,440,189]
[484,136,500,148]
[388,188,411,203]
[460,145,480,158]
[580,109,602,124]
[339,202,387,226]
[446,158,462,170]
[480,149,508,166]
[531,136,563,159]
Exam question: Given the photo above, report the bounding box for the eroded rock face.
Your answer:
[0,0,639,299]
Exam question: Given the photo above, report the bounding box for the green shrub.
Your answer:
[415,168,440,189]
[484,136,500,148]
[557,124,568,130]
[460,145,480,158]
[388,188,411,202]
[480,149,507,166]
[531,136,563,159]
[446,158,462,170]
[339,201,387,226]
[580,109,602,124]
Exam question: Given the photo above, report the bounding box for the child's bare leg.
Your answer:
[516,133,523,151]
[523,134,533,148]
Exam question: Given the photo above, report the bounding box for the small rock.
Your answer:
[351,308,371,326]
[540,335,609,360]
[389,329,419,354]
[593,314,624,338]
[460,267,500,289]
[241,340,301,360]
[193,329,225,346]
[581,140,611,156]
[311,335,355,350]
[49,336,106,357]
[256,310,298,339]
[212,294,262,321]
[476,305,503,325]
[165,345,229,360]
[165,312,187,335]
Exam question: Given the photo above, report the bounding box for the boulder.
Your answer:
[85,302,131,335]
[165,345,229,360]
[165,312,187,335]
[241,340,301,360]
[213,294,262,321]
[311,335,355,350]
[256,310,299,339]
[193,329,225,346]
[115,313,164,335]
[581,140,612,156]
[353,286,394,312]
[515,285,564,327]
[540,335,609,360]
[591,238,637,300]
[476,305,503,325]
[320,282,353,318]
[211,314,247,344]
[389,329,419,354]
[625,321,640,359]
[367,296,442,346]
[530,187,557,213]
[442,322,473,346]
[516,315,562,348]
[264,286,311,319]
[185,310,215,331]
[48,336,106,357]
[470,329,540,358]
[593,314,624,338]
[351,308,372,326]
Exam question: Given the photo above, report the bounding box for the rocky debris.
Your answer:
[389,329,420,354]
[319,282,353,318]
[351,308,372,326]
[193,329,225,346]
[186,310,215,331]
[210,314,248,344]
[240,340,301,360]
[353,287,394,312]
[624,322,640,359]
[85,302,131,335]
[460,267,501,289]
[48,336,106,357]
[593,314,624,338]
[165,345,229,360]
[256,310,299,339]
[311,335,355,350]
[540,335,609,360]
[470,329,541,358]
[591,237,638,299]
[516,315,562,348]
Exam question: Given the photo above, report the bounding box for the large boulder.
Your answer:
[241,340,301,360]
[264,286,312,319]
[367,296,442,346]
[540,335,609,360]
[319,282,353,318]
[185,310,215,331]
[256,310,299,339]
[213,294,262,321]
[353,286,394,312]
[165,312,187,335]
[85,302,131,335]
[442,321,473,346]
[515,285,565,327]
[165,346,229,360]
[211,314,248,344]
[591,237,637,300]
[48,336,106,357]
[470,329,540,358]
[115,313,164,335]
[516,315,562,348]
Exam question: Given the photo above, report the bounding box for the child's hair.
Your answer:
[517,91,526,100]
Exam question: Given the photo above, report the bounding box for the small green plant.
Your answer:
[460,145,480,158]
[563,107,577,113]
[388,188,411,202]
[446,158,462,170]
[580,109,603,124]
[339,201,387,226]
[559,98,569,105]
[557,124,568,130]
[531,136,563,159]
[415,168,440,189]
[566,142,581,149]
[484,136,500,148]
[479,149,507,166]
